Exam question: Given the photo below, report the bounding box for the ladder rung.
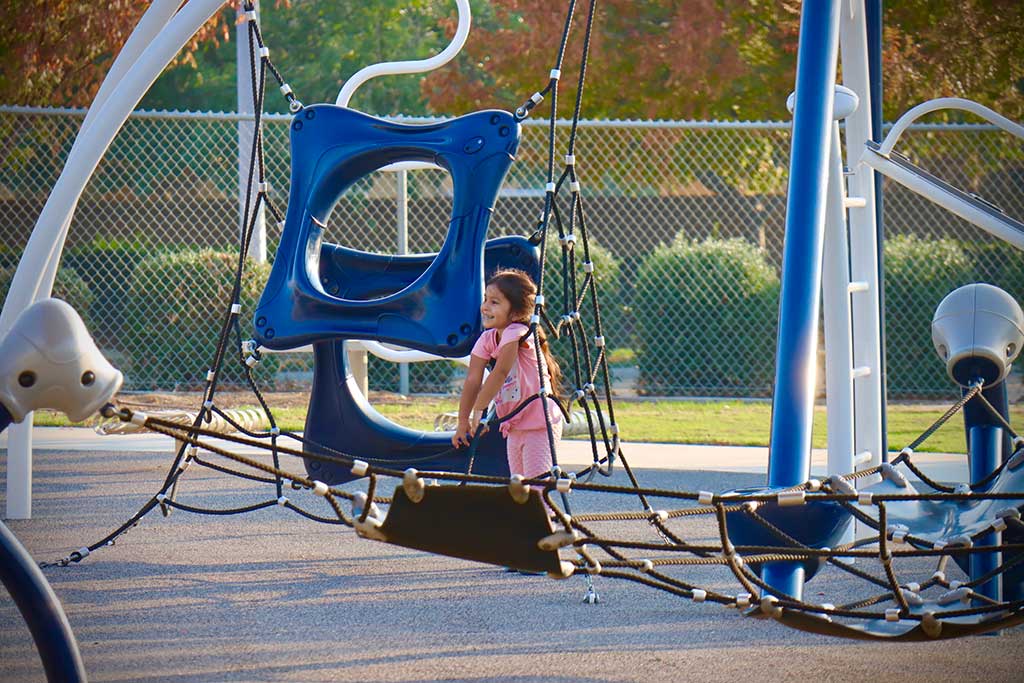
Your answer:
[844,196,867,208]
[851,366,872,379]
[847,281,869,293]
[853,451,873,466]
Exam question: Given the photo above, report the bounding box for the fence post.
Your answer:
[397,169,410,395]
[237,0,266,263]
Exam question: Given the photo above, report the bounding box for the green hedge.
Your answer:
[123,249,276,390]
[883,234,974,398]
[634,236,779,396]
[63,239,152,349]
[539,232,623,394]
[0,265,95,332]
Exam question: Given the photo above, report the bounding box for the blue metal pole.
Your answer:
[0,521,87,682]
[964,382,1009,603]
[866,0,888,457]
[969,425,1002,603]
[763,0,842,599]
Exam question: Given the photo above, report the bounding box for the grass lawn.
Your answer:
[32,396,1023,455]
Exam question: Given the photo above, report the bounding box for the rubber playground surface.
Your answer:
[2,428,1022,682]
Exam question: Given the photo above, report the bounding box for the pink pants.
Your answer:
[506,420,563,480]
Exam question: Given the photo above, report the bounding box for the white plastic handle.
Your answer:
[335,0,471,107]
[347,340,473,368]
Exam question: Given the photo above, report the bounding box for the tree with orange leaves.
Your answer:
[0,0,232,107]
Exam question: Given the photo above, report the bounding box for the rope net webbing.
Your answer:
[41,0,1024,640]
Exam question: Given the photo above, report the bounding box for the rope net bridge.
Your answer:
[38,0,1024,643]
[58,387,1024,643]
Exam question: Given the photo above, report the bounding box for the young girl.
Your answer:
[452,269,564,482]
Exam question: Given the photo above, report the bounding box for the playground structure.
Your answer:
[3,1,1024,677]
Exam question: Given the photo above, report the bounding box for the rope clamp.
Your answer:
[351,460,369,477]
[778,490,806,507]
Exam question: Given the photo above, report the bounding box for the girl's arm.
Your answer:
[471,341,518,414]
[453,354,487,447]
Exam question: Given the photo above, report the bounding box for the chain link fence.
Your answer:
[1,106,1021,400]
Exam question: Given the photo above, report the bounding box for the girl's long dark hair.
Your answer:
[487,268,563,399]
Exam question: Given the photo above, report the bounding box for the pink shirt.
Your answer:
[471,322,561,437]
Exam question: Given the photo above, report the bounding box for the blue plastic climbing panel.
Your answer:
[253,105,522,357]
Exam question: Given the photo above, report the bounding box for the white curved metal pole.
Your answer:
[879,98,1024,156]
[1,0,226,519]
[335,0,471,107]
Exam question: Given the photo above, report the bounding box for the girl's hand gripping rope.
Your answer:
[452,409,488,448]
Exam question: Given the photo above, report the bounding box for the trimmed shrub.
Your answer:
[123,249,276,390]
[0,265,94,332]
[64,239,152,349]
[883,234,974,398]
[634,236,779,396]
[538,232,624,395]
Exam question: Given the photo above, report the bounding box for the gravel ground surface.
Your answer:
[2,444,1023,682]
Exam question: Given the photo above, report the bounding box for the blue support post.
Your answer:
[866,0,888,454]
[763,0,842,599]
[964,382,1009,603]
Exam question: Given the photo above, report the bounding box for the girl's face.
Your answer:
[480,284,513,330]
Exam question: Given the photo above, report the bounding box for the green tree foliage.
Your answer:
[723,0,1024,121]
[11,1,1018,122]
[143,0,505,115]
